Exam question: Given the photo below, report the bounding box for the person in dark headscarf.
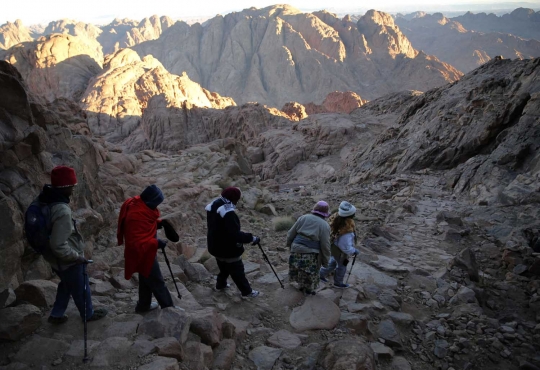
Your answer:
[206,187,261,298]
[118,185,174,312]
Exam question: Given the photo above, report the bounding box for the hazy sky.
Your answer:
[3,0,539,25]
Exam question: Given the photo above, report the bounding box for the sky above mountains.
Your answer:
[3,0,539,25]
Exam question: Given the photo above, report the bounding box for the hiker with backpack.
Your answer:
[319,201,360,289]
[206,187,261,298]
[287,201,331,295]
[117,185,177,312]
[26,166,108,324]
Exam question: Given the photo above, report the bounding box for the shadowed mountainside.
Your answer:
[395,12,540,73]
[452,7,540,40]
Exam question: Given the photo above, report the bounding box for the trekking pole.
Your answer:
[345,254,357,284]
[83,259,93,364]
[257,242,284,289]
[162,248,182,299]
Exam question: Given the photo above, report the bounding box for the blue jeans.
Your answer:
[320,255,347,284]
[50,264,93,319]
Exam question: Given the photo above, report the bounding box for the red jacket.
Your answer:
[117,196,160,279]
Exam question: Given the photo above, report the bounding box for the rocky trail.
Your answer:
[2,162,539,370]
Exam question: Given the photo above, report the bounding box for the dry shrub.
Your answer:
[273,216,295,232]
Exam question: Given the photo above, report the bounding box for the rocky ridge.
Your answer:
[452,8,540,40]
[0,16,175,55]
[80,48,235,142]
[132,5,461,107]
[395,12,540,72]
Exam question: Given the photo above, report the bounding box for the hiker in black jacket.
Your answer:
[206,187,260,298]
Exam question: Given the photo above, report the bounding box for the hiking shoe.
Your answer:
[242,290,260,298]
[333,283,350,289]
[87,307,108,322]
[320,276,329,283]
[214,283,231,292]
[48,315,68,324]
[135,301,159,313]
[304,289,316,295]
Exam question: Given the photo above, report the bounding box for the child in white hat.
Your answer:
[319,201,359,288]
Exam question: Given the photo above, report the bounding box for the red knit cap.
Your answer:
[221,187,242,205]
[51,166,78,188]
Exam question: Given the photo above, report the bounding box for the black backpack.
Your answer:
[24,199,58,254]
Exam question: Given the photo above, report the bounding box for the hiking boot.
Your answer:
[87,307,108,322]
[135,301,159,313]
[333,283,350,289]
[242,290,260,298]
[320,276,329,283]
[304,289,316,295]
[48,315,68,324]
[214,283,231,292]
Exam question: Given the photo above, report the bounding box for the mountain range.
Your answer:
[395,11,540,72]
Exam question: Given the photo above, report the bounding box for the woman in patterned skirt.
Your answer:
[287,201,331,295]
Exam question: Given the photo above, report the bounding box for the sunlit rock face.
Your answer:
[2,34,103,102]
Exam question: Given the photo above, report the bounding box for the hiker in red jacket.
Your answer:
[117,185,173,312]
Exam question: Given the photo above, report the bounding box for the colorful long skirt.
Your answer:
[289,252,319,292]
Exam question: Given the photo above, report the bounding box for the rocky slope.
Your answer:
[344,57,540,208]
[395,12,540,73]
[132,5,461,107]
[0,60,122,296]
[1,34,103,102]
[452,8,540,40]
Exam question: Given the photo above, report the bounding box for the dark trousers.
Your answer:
[216,259,252,296]
[137,258,174,310]
[51,264,93,319]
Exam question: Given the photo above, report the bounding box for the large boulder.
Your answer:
[137,356,179,370]
[13,335,70,365]
[90,337,136,368]
[289,295,341,331]
[183,341,213,370]
[374,319,402,348]
[14,280,58,307]
[212,339,236,370]
[0,304,41,340]
[154,337,184,361]
[138,307,192,343]
[266,330,302,349]
[183,262,211,282]
[189,308,224,347]
[318,339,375,370]
[248,346,283,370]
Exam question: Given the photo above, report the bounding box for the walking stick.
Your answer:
[162,248,182,299]
[257,242,285,289]
[345,254,357,284]
[83,259,93,364]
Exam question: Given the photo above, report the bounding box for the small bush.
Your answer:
[273,216,295,232]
